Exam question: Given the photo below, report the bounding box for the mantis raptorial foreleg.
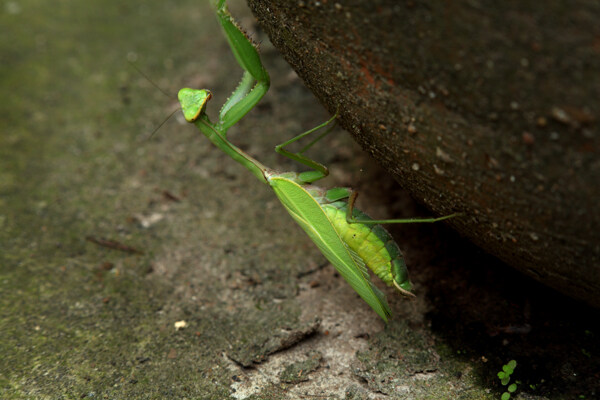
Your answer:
[174,0,462,321]
[212,0,269,131]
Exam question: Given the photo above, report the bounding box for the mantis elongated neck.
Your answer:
[194,116,270,184]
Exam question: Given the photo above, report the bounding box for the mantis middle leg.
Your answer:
[274,112,339,184]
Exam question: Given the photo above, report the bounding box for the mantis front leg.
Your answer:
[213,0,269,131]
[179,0,269,131]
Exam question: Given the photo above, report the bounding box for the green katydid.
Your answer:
[178,0,459,322]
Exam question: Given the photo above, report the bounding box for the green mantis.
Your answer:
[178,0,458,322]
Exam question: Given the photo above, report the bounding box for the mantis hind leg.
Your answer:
[345,192,462,224]
[275,110,339,184]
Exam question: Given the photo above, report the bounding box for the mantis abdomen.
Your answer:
[322,202,415,297]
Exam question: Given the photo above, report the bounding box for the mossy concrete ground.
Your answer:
[1,0,599,399]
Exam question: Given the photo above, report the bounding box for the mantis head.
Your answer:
[178,88,212,122]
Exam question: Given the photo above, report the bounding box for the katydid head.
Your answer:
[178,88,212,122]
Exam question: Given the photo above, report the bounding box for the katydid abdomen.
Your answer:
[322,202,414,297]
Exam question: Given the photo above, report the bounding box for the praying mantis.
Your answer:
[178,0,459,322]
